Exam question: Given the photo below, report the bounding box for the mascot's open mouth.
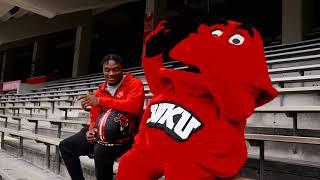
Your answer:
[170,61,201,74]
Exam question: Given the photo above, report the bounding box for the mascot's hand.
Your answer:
[144,20,171,58]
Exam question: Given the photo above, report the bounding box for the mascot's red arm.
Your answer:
[133,21,172,150]
[142,54,164,96]
[142,21,170,96]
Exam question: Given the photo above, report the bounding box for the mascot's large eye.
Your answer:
[211,29,223,37]
[228,34,244,45]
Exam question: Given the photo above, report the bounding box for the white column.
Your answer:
[30,41,38,78]
[282,0,303,43]
[0,52,6,81]
[72,24,92,78]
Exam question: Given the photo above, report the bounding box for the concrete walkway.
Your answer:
[0,150,66,180]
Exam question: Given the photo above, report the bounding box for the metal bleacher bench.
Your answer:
[252,105,320,179]
[0,98,74,113]
[265,47,320,59]
[271,74,320,88]
[0,127,61,170]
[277,86,320,93]
[246,133,320,180]
[31,92,86,101]
[26,86,95,97]
[268,64,320,74]
[56,106,88,120]
[25,117,87,138]
[0,106,50,118]
[264,37,320,51]
[0,114,87,138]
[42,92,86,100]
[0,86,95,99]
[33,80,102,93]
[255,106,320,136]
[0,115,23,130]
[266,54,320,67]
[264,42,320,55]
[0,91,88,103]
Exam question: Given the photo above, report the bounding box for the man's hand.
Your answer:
[79,95,87,110]
[86,129,97,144]
[80,92,99,109]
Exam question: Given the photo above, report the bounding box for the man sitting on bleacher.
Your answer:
[59,54,145,180]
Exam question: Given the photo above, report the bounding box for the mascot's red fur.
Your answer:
[117,20,278,180]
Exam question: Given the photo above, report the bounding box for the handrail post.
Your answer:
[259,141,265,180]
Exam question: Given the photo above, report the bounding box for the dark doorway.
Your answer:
[165,0,282,46]
[13,45,33,81]
[90,1,146,73]
[46,29,76,80]
[213,0,282,45]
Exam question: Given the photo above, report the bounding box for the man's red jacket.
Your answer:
[88,73,145,130]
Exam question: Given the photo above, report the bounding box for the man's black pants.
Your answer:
[59,128,132,180]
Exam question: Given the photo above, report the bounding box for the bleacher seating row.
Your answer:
[1,39,320,180]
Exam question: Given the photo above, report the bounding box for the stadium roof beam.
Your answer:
[0,0,55,18]
[0,1,14,18]
[0,0,139,19]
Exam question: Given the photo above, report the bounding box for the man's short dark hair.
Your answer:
[100,54,123,67]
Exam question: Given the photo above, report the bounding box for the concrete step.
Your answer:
[0,137,249,180]
[0,150,66,180]
[242,155,320,179]
[0,136,111,180]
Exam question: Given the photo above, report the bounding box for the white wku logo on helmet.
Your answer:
[147,102,202,142]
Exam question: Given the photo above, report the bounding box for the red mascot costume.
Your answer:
[117,20,278,180]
